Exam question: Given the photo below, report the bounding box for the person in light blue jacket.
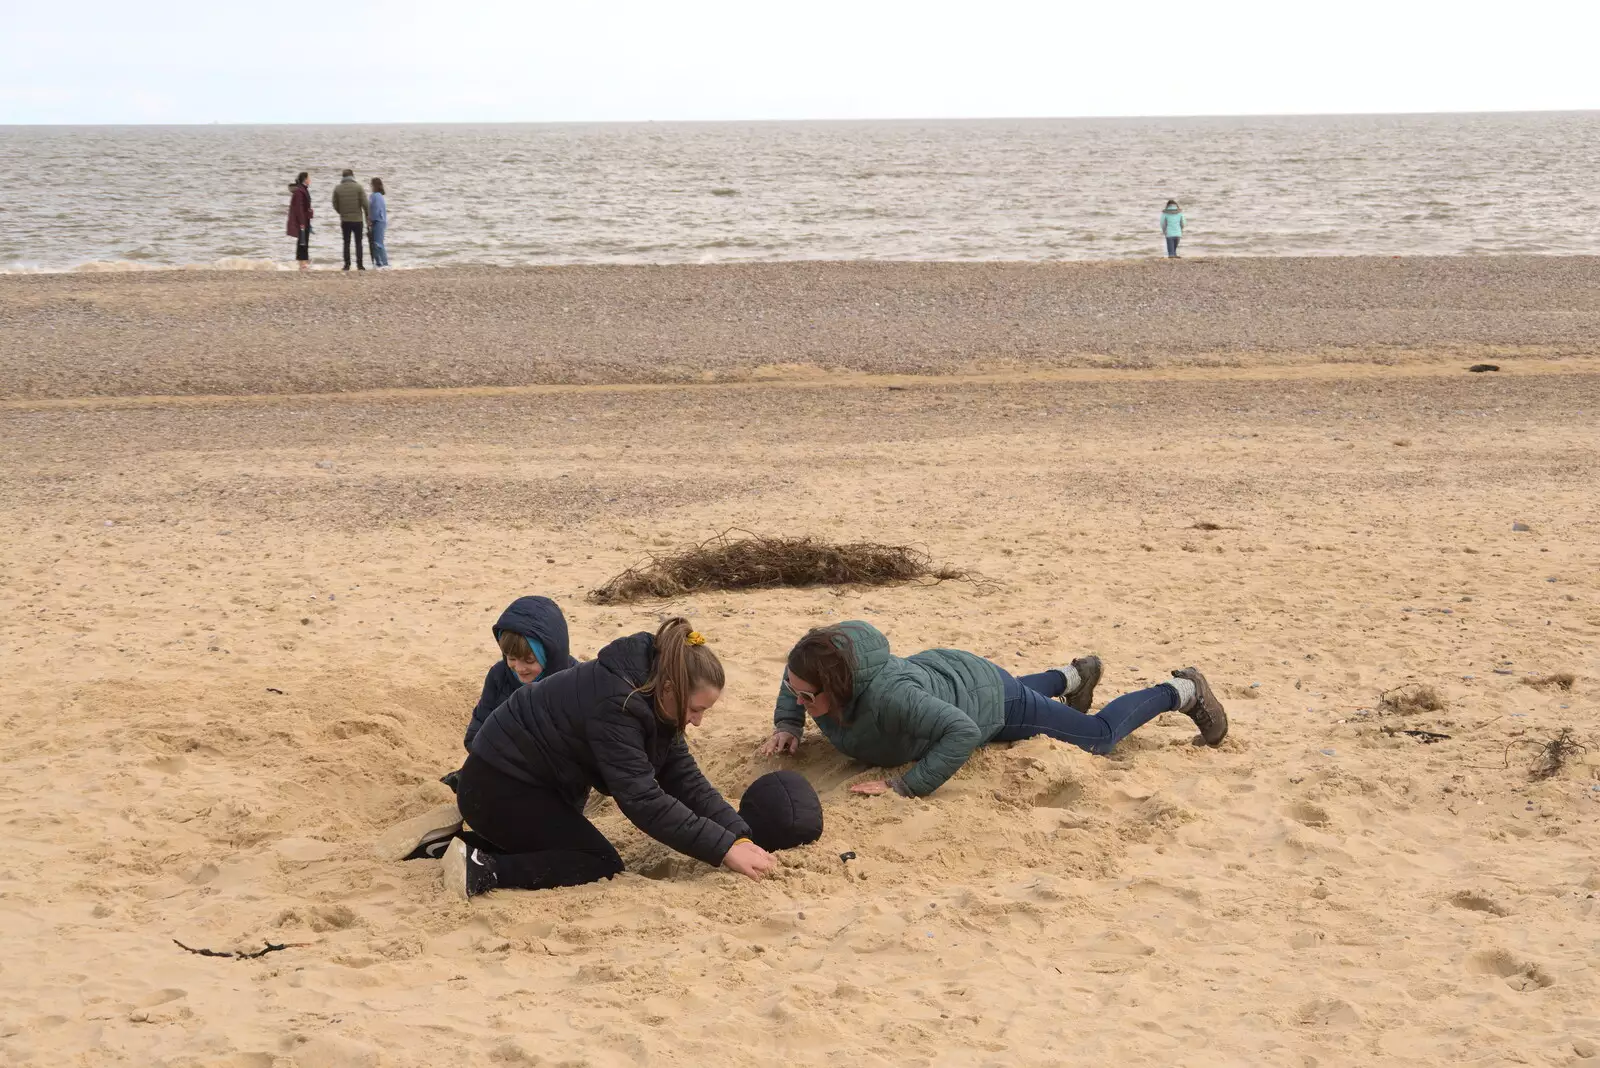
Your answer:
[368,178,390,267]
[1160,200,1185,258]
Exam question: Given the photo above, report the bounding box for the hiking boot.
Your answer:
[1059,655,1103,713]
[442,838,498,900]
[373,802,462,862]
[1171,667,1228,746]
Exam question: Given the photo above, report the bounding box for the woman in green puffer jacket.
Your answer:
[759,620,1228,797]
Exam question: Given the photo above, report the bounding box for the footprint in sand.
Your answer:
[1467,948,1553,991]
[1295,996,1362,1030]
[1289,802,1332,828]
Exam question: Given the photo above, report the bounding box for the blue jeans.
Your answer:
[369,221,389,267]
[992,667,1178,756]
[1165,235,1180,257]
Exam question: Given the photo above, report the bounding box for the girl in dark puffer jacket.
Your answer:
[441,617,773,898]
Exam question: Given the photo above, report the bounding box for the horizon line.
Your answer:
[4,107,1599,129]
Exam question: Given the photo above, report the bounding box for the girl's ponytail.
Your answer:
[642,617,725,727]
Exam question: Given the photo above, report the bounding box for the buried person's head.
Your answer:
[740,770,823,851]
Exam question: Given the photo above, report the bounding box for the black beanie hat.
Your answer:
[739,770,823,852]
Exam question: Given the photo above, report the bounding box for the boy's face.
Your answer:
[506,654,542,685]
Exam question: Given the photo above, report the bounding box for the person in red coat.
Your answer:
[286,172,314,270]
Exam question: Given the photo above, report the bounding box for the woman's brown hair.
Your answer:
[371,177,386,195]
[638,617,724,728]
[786,626,856,715]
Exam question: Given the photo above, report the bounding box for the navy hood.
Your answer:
[493,595,572,670]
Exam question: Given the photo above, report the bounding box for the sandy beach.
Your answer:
[1,260,1597,1067]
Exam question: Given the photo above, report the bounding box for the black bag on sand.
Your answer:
[739,770,823,851]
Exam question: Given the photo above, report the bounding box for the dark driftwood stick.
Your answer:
[173,939,305,960]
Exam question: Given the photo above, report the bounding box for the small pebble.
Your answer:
[103,520,115,527]
[1512,522,1531,532]
[1250,682,1260,689]
[219,529,232,536]
[1320,748,1337,756]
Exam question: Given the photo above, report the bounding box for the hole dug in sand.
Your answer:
[1468,948,1554,991]
[1449,891,1512,917]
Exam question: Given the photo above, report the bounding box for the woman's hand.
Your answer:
[722,840,776,881]
[849,780,892,796]
[760,730,800,757]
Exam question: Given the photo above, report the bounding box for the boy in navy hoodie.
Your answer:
[379,596,580,860]
[464,595,578,749]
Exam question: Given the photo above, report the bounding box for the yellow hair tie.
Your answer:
[687,630,707,646]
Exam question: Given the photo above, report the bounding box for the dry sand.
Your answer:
[1,263,1598,1067]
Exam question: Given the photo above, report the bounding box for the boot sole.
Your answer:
[373,802,462,862]
[1064,655,1103,713]
[442,838,470,901]
[1174,667,1228,746]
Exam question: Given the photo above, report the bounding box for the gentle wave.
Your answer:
[1,258,287,274]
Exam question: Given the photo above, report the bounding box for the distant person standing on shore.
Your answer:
[331,169,369,271]
[367,178,390,268]
[286,172,313,270]
[1161,200,1185,258]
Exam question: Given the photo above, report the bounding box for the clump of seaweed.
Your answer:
[587,531,969,605]
[1516,728,1587,781]
[1379,683,1445,715]
[1522,672,1576,692]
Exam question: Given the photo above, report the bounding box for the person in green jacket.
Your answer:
[331,169,370,271]
[1160,200,1185,258]
[759,621,1227,797]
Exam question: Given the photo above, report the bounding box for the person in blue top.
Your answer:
[367,178,390,267]
[1160,200,1185,258]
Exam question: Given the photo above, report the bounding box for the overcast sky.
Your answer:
[3,0,1597,124]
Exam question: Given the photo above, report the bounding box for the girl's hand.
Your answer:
[760,730,800,757]
[849,780,892,796]
[722,840,776,881]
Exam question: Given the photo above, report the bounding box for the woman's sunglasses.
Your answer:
[783,674,820,705]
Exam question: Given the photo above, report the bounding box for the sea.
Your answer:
[2,112,1596,272]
